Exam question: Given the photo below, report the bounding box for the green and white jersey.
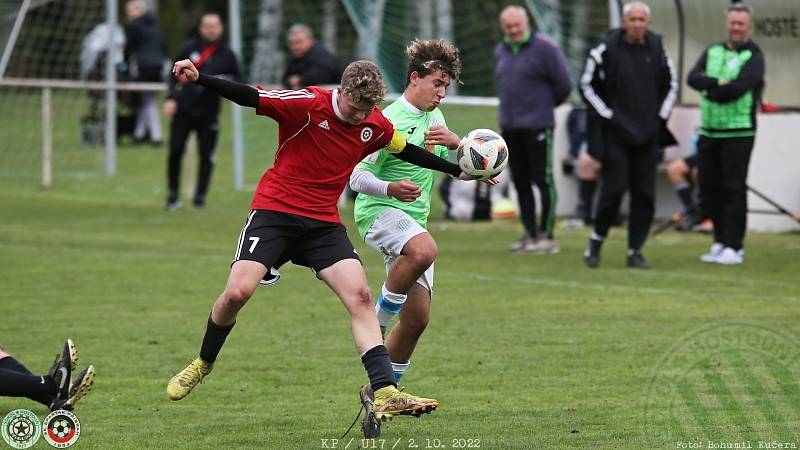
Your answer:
[353,96,449,239]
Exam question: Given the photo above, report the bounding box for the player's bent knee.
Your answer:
[406,237,437,269]
[346,286,374,311]
[411,247,437,269]
[406,314,429,335]
[222,285,255,309]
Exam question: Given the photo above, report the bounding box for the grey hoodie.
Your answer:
[494,32,572,130]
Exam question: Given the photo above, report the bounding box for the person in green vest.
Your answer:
[688,2,764,265]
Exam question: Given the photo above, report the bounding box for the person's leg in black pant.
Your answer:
[0,354,55,406]
[531,128,557,240]
[166,115,192,209]
[193,117,220,208]
[503,129,538,247]
[697,136,725,248]
[593,136,628,240]
[719,137,754,251]
[585,134,628,267]
[626,142,658,253]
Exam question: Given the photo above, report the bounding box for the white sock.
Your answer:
[392,360,411,382]
[375,283,406,327]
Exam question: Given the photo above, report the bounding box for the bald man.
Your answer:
[282,23,341,89]
[495,6,571,254]
[580,1,677,269]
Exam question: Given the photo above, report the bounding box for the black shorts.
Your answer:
[232,210,360,275]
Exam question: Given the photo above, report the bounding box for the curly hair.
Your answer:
[405,39,462,86]
[340,60,387,108]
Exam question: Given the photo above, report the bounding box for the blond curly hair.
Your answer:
[340,60,387,108]
[405,39,462,86]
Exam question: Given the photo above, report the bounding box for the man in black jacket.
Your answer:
[163,13,241,210]
[580,1,677,269]
[282,24,341,89]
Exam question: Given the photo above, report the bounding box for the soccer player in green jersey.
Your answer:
[350,39,493,436]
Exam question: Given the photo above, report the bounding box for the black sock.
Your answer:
[578,179,597,224]
[0,368,57,405]
[361,345,396,392]
[675,183,694,212]
[199,314,235,363]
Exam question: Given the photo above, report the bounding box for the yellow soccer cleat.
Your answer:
[166,357,213,401]
[372,386,438,421]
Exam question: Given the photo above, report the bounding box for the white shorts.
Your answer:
[364,208,434,293]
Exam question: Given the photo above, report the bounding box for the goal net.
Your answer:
[0,0,123,188]
[240,0,609,98]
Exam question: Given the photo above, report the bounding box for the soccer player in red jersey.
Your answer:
[166,58,471,419]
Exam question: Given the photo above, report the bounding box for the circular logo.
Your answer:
[643,322,800,447]
[42,410,80,448]
[360,127,373,143]
[2,409,41,449]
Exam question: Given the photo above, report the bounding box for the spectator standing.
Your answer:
[580,1,677,269]
[282,24,341,89]
[124,0,165,145]
[163,13,241,210]
[688,3,764,265]
[494,5,572,254]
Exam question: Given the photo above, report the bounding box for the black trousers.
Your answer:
[167,114,220,202]
[594,133,659,251]
[502,128,557,239]
[696,135,754,251]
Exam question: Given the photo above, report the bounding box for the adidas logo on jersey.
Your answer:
[318,120,330,130]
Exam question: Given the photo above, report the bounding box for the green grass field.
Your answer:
[1,99,799,449]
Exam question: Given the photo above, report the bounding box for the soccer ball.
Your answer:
[457,129,508,180]
[51,420,71,438]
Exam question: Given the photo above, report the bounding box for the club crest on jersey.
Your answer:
[360,127,373,143]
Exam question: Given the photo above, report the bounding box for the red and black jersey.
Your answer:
[252,86,394,223]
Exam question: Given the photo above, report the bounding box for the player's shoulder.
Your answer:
[366,105,394,127]
[383,97,405,112]
[304,85,331,97]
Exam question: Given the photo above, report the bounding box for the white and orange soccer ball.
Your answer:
[457,129,508,180]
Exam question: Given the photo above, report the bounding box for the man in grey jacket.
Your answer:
[495,5,572,254]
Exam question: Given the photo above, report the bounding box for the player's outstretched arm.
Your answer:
[394,141,462,177]
[395,141,496,184]
[172,59,258,108]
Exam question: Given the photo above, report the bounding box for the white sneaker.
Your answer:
[522,238,561,254]
[715,247,743,265]
[700,242,724,263]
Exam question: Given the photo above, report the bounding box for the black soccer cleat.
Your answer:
[360,384,381,438]
[50,365,96,411]
[48,339,76,402]
[626,250,651,269]
[583,238,603,268]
